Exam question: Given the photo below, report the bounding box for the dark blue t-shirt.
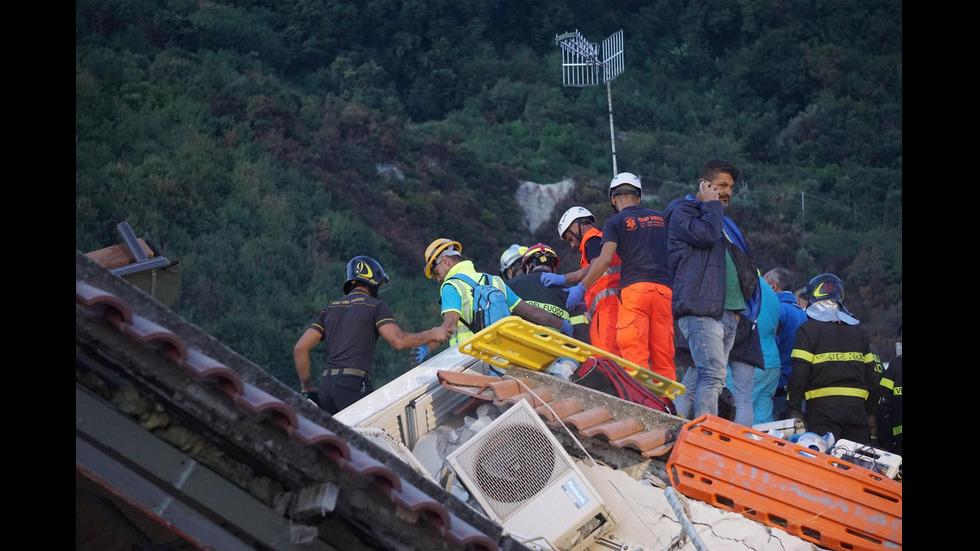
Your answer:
[601,205,672,288]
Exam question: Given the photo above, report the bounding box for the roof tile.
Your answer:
[614,427,675,458]
[183,348,244,397]
[76,278,502,550]
[498,388,553,408]
[234,384,299,435]
[580,417,644,440]
[535,397,582,424]
[293,417,351,461]
[118,315,188,363]
[76,280,132,325]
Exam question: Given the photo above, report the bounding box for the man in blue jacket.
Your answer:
[763,268,809,420]
[665,158,761,419]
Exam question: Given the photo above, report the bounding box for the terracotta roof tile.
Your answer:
[535,397,582,424]
[76,278,502,551]
[388,482,450,527]
[234,384,300,435]
[579,417,644,441]
[498,388,553,408]
[614,427,675,458]
[562,407,613,432]
[293,417,351,460]
[337,446,403,492]
[443,516,499,551]
[119,315,188,363]
[76,280,133,325]
[483,378,530,400]
[183,348,244,396]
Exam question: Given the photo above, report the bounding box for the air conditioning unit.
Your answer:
[446,400,614,550]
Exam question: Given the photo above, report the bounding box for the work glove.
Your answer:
[414,345,430,363]
[302,391,320,407]
[559,319,573,337]
[540,272,566,287]
[564,283,587,311]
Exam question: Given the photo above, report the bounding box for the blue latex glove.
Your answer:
[559,318,573,337]
[540,272,566,287]
[414,345,430,363]
[564,283,586,311]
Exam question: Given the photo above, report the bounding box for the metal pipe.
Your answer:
[116,221,149,262]
[606,80,617,177]
[111,257,171,277]
[665,486,710,551]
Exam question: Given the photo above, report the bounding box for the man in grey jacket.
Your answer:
[665,158,760,419]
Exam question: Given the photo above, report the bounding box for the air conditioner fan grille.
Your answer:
[474,422,558,505]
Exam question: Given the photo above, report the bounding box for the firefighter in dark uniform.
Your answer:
[876,321,902,456]
[506,243,591,343]
[293,256,451,414]
[787,273,883,445]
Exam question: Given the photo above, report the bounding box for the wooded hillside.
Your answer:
[76,0,902,386]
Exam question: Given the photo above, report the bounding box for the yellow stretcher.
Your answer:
[456,316,686,400]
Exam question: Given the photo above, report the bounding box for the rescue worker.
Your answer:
[763,267,809,420]
[499,244,527,280]
[542,206,622,355]
[507,243,591,343]
[414,238,572,363]
[787,273,882,445]
[293,256,451,414]
[569,173,675,380]
[875,321,902,455]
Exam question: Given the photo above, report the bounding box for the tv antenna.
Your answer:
[555,29,624,177]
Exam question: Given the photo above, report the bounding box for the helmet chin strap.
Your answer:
[573,221,588,244]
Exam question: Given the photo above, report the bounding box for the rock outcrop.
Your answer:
[515,179,576,233]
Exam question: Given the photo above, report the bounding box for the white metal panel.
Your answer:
[446,401,613,550]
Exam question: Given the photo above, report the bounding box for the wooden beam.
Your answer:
[85,239,155,270]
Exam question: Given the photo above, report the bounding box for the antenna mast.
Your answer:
[556,29,625,177]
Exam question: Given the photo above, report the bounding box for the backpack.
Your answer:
[572,355,677,415]
[447,272,511,333]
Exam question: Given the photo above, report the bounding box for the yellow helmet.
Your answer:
[423,238,462,279]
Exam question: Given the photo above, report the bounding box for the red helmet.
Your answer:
[521,243,560,271]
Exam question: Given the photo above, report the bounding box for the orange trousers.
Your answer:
[589,296,621,356]
[616,282,675,381]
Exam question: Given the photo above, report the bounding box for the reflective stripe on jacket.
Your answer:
[579,227,621,316]
[787,319,880,411]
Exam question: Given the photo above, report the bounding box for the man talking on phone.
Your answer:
[664,158,762,419]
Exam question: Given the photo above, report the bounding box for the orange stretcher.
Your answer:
[666,414,902,551]
[455,316,686,400]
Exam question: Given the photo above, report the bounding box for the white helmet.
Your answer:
[499,244,526,273]
[557,206,595,239]
[609,172,642,196]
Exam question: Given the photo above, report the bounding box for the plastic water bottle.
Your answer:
[790,432,835,454]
